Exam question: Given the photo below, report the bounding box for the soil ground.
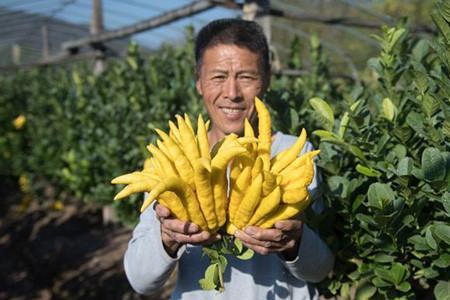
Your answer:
[0,183,175,300]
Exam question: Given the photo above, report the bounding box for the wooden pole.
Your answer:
[12,44,21,65]
[91,0,105,75]
[42,25,49,60]
[242,0,280,72]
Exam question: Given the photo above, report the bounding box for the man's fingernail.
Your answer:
[188,224,198,232]
[215,233,221,239]
[245,227,256,235]
[234,230,241,237]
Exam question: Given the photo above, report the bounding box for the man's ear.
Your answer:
[195,78,203,96]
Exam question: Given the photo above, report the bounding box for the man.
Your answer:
[124,19,334,299]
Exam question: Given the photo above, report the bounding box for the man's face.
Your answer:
[196,44,266,140]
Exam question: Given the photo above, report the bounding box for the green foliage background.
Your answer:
[1,3,449,299]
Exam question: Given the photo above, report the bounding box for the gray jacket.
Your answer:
[124,132,334,300]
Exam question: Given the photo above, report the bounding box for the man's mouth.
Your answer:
[219,106,245,115]
[220,107,245,114]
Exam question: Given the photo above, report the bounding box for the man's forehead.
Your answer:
[202,45,260,64]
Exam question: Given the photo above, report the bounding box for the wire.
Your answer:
[272,21,359,80]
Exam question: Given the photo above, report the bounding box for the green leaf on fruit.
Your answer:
[199,263,219,290]
[237,248,254,260]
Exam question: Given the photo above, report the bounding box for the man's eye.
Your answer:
[212,76,226,81]
[239,76,255,82]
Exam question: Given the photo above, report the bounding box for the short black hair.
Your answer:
[195,18,270,83]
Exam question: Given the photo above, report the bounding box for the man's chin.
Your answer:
[225,126,245,137]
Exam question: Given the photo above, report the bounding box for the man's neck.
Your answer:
[207,129,229,149]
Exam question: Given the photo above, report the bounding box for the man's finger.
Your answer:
[240,241,274,256]
[162,228,220,245]
[155,203,171,218]
[235,229,284,248]
[162,218,199,234]
[274,220,303,232]
[242,226,285,242]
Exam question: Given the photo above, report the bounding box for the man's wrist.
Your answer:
[281,223,304,261]
[281,237,301,261]
[161,231,181,258]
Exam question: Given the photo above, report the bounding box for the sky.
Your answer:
[1,0,240,49]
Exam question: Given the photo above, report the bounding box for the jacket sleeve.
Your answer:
[123,202,185,294]
[279,142,335,282]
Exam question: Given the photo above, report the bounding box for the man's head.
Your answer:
[195,18,270,85]
[195,19,271,142]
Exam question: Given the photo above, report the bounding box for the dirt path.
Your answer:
[0,200,175,300]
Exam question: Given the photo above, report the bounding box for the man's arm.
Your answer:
[280,142,334,282]
[123,204,179,295]
[281,222,334,282]
[124,202,220,295]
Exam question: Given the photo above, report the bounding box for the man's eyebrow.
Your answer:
[209,69,228,73]
[207,69,259,76]
[237,70,259,75]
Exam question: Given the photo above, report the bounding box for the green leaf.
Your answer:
[406,111,425,135]
[313,130,341,140]
[442,192,450,215]
[434,281,450,300]
[234,238,244,253]
[426,226,437,250]
[421,267,439,279]
[356,214,377,227]
[199,263,219,290]
[444,120,450,139]
[381,97,397,122]
[340,282,351,299]
[433,224,450,245]
[356,164,381,177]
[368,57,382,75]
[236,248,254,260]
[372,277,391,288]
[218,255,228,273]
[374,266,395,283]
[411,167,424,180]
[348,145,368,163]
[422,148,446,182]
[397,157,413,176]
[391,263,408,285]
[328,176,349,198]
[350,100,362,112]
[422,94,440,118]
[413,72,429,95]
[289,108,299,132]
[412,39,429,62]
[354,283,376,300]
[389,28,406,51]
[392,144,407,160]
[352,194,365,212]
[433,253,450,268]
[442,0,450,23]
[393,127,413,144]
[202,247,219,260]
[309,97,334,131]
[432,9,450,44]
[372,253,394,263]
[396,281,411,292]
[338,112,350,138]
[367,183,395,210]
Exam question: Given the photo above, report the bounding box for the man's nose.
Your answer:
[223,77,242,101]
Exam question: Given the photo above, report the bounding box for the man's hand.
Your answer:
[234,219,303,261]
[155,204,221,257]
